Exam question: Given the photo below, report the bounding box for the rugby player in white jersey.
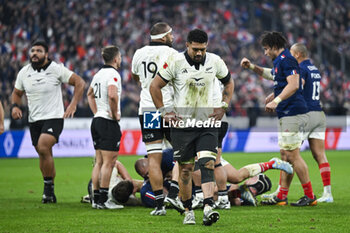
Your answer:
[11,41,85,203]
[150,29,234,226]
[131,22,178,216]
[87,46,123,209]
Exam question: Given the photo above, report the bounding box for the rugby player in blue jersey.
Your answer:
[241,32,317,206]
[287,43,332,202]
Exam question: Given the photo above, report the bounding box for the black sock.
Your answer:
[43,177,54,195]
[194,186,202,195]
[93,190,100,204]
[154,189,164,209]
[182,198,192,211]
[99,188,108,204]
[203,197,214,207]
[218,189,228,197]
[167,181,179,199]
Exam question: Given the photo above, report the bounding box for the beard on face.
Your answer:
[193,55,203,63]
[30,56,46,69]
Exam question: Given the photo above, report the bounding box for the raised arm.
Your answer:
[64,73,85,118]
[240,57,273,80]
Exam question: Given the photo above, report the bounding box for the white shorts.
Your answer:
[221,157,229,167]
[278,114,309,151]
[303,111,326,140]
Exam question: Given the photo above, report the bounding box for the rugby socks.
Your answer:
[302,182,315,199]
[93,190,100,204]
[319,163,331,187]
[259,161,275,172]
[203,197,215,207]
[154,190,164,209]
[99,188,109,204]
[182,198,192,211]
[218,189,228,198]
[167,181,179,199]
[277,187,289,200]
[43,177,54,195]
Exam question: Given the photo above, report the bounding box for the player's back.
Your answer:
[299,59,322,112]
[91,66,122,120]
[132,44,177,114]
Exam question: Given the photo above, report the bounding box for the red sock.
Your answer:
[277,187,288,200]
[319,163,331,186]
[259,161,275,172]
[302,181,314,199]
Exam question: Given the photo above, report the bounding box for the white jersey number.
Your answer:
[142,61,158,79]
[312,81,320,100]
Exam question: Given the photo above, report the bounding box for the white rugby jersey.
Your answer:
[108,167,123,201]
[131,43,177,114]
[158,51,229,120]
[90,65,122,120]
[15,61,73,123]
[213,78,227,122]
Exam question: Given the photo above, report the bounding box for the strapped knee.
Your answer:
[197,151,216,184]
[145,143,162,155]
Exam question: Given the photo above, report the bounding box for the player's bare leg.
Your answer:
[35,133,57,204]
[284,148,317,206]
[214,149,230,209]
[309,138,333,202]
[147,140,166,215]
[91,150,102,208]
[179,163,196,224]
[97,150,118,208]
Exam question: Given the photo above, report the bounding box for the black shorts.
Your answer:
[139,115,171,143]
[171,127,218,163]
[218,122,228,148]
[91,117,122,151]
[29,118,64,146]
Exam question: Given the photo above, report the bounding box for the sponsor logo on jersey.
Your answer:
[193,78,203,82]
[114,77,118,82]
[281,54,285,59]
[163,62,168,69]
[181,68,188,73]
[143,111,161,129]
[206,67,212,71]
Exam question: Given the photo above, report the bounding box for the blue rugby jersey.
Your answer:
[272,49,308,118]
[299,59,322,112]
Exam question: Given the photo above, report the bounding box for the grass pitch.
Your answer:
[0,150,349,232]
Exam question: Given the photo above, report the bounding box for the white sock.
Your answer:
[323,185,332,195]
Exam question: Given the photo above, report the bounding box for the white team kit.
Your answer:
[90,65,122,120]
[132,44,177,114]
[15,61,73,122]
[158,51,229,123]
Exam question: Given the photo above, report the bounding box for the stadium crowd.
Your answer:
[1,0,349,120]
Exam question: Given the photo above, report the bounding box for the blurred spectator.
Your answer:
[0,0,349,120]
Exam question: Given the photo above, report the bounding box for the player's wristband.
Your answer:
[221,101,228,110]
[273,97,282,105]
[157,106,165,116]
[249,64,255,70]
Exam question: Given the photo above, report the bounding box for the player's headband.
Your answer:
[150,28,172,40]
